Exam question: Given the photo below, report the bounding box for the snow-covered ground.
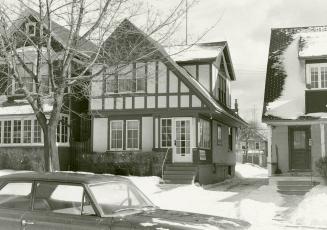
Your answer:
[0,164,326,229]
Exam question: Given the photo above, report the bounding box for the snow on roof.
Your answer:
[265,36,306,119]
[299,31,327,58]
[164,43,224,62]
[0,103,52,116]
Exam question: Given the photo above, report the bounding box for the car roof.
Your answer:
[0,172,129,184]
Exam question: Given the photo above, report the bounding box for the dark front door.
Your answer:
[289,126,311,170]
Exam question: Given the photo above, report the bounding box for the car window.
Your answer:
[89,182,152,215]
[33,182,95,216]
[0,182,32,210]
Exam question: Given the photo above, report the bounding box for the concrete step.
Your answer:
[164,170,196,175]
[165,165,197,171]
[163,179,193,184]
[163,174,195,180]
[277,180,313,186]
[277,190,308,196]
[277,185,314,191]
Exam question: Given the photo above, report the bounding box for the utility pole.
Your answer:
[185,0,188,45]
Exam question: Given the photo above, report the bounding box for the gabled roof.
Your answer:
[10,8,97,56]
[164,42,236,80]
[262,25,327,121]
[102,19,245,126]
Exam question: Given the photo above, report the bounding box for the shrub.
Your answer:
[315,156,327,177]
[0,153,10,169]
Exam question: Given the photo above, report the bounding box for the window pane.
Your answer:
[311,67,319,88]
[126,120,139,149]
[23,120,32,143]
[321,67,327,88]
[13,120,21,143]
[293,130,306,149]
[4,120,11,144]
[0,182,32,210]
[136,63,146,92]
[111,121,123,150]
[33,182,84,215]
[161,118,172,147]
[34,120,42,143]
[105,75,116,93]
[198,119,211,149]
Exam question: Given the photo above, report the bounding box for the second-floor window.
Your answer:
[105,64,146,94]
[307,64,327,89]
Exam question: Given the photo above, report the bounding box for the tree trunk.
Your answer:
[43,125,60,172]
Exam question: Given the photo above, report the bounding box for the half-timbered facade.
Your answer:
[90,20,246,184]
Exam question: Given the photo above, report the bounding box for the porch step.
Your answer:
[276,180,317,195]
[163,164,197,184]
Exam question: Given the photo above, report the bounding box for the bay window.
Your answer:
[0,116,68,145]
[198,119,211,149]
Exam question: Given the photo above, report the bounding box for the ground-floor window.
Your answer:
[198,119,211,149]
[110,120,123,150]
[110,120,140,150]
[228,127,233,151]
[126,120,139,150]
[0,115,69,145]
[160,118,172,148]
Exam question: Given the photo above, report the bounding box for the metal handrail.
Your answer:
[161,147,171,182]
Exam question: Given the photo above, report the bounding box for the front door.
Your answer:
[172,118,192,163]
[289,126,311,170]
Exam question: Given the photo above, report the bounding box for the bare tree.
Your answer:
[0,0,196,171]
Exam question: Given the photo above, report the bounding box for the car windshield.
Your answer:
[89,181,155,216]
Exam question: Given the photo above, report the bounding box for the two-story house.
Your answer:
[263,26,327,177]
[0,8,95,171]
[90,19,246,184]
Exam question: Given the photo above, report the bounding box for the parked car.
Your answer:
[0,172,250,229]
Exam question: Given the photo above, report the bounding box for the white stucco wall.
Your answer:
[92,118,108,152]
[142,117,153,151]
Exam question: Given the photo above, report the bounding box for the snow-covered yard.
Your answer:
[0,164,326,229]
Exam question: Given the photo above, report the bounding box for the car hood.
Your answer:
[124,208,250,230]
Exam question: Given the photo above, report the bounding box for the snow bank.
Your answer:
[127,176,162,196]
[265,36,306,119]
[290,185,327,227]
[0,169,31,177]
[235,163,268,178]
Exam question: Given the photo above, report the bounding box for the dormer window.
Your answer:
[25,22,36,36]
[306,63,327,89]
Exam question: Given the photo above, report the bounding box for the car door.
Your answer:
[22,181,110,230]
[0,181,33,230]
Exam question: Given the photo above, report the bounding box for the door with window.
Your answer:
[22,182,109,230]
[0,181,33,230]
[289,126,311,170]
[172,118,192,163]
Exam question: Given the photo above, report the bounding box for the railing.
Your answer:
[161,148,171,182]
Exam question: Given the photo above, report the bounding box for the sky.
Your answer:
[4,0,327,127]
[143,0,327,127]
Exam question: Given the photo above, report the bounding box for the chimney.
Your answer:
[234,99,239,114]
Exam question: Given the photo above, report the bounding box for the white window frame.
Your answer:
[198,119,211,149]
[110,120,123,151]
[217,125,222,145]
[12,63,35,94]
[135,63,146,93]
[125,120,140,150]
[56,115,69,145]
[25,22,36,36]
[160,118,172,148]
[255,142,260,150]
[0,115,70,146]
[306,63,327,89]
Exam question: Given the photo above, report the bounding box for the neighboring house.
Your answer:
[0,9,95,170]
[237,129,267,167]
[90,19,246,184]
[262,25,327,176]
